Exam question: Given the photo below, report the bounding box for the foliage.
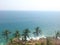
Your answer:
[46,38,53,45]
[2,29,11,42]
[33,27,42,37]
[35,43,40,45]
[55,31,60,38]
[41,42,44,45]
[22,28,30,41]
[13,30,20,38]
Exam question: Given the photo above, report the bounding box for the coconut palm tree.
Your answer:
[56,31,60,39]
[33,27,42,37]
[2,29,11,42]
[12,30,21,45]
[46,38,50,45]
[22,28,30,41]
[13,30,20,38]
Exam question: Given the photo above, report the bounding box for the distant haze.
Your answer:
[0,0,60,11]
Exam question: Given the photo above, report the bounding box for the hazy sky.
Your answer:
[0,0,60,11]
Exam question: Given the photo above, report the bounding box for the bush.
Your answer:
[46,38,53,45]
[35,43,40,45]
[41,42,44,45]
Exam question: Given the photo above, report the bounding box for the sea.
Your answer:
[0,11,60,45]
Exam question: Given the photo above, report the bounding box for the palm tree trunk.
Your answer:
[6,36,9,42]
[24,36,27,45]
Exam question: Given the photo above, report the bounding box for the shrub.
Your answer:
[41,42,44,45]
[35,43,40,45]
[46,38,53,45]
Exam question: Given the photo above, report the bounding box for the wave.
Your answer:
[19,35,46,41]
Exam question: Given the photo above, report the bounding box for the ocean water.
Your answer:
[0,11,60,38]
[0,11,60,45]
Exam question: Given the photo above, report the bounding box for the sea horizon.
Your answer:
[0,11,60,37]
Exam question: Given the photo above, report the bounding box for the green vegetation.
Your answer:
[41,42,44,45]
[0,27,60,45]
[22,28,30,41]
[46,37,53,45]
[35,43,40,45]
[55,31,60,38]
[33,27,42,37]
[13,30,20,38]
[2,29,11,42]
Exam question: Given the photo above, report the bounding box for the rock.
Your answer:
[12,38,22,44]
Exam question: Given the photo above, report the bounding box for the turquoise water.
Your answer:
[0,11,60,44]
[0,11,60,35]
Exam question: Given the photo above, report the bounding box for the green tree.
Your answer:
[22,28,30,41]
[56,31,60,38]
[9,38,13,43]
[33,27,42,37]
[13,30,20,38]
[46,38,52,45]
[2,29,11,42]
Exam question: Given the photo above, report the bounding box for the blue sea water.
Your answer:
[0,11,60,45]
[0,11,60,37]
